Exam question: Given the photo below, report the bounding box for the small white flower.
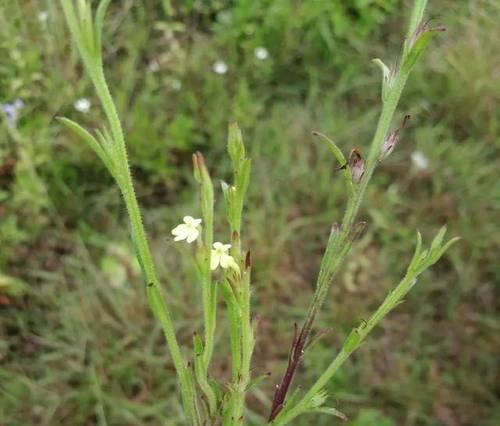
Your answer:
[213,60,228,75]
[411,150,429,170]
[211,242,239,272]
[171,216,202,243]
[38,11,49,23]
[254,47,269,60]
[74,98,91,113]
[148,60,160,72]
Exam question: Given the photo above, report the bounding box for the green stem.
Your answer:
[297,60,409,366]
[231,271,253,425]
[72,31,199,423]
[273,272,416,425]
[193,152,217,418]
[269,27,416,421]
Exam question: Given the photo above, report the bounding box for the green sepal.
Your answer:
[193,333,204,357]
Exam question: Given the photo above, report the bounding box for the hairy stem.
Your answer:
[269,5,420,420]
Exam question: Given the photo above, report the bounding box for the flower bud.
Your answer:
[348,148,365,184]
[380,114,411,160]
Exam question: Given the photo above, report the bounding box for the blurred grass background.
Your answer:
[0,0,499,425]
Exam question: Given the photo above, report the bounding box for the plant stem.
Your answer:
[231,270,253,425]
[273,272,417,425]
[91,60,199,426]
[269,44,412,423]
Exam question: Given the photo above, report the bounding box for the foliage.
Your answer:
[1,0,498,425]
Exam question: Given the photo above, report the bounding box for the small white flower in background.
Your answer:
[171,216,202,243]
[1,99,24,128]
[213,60,228,75]
[211,242,239,272]
[38,11,49,23]
[217,10,232,25]
[74,98,91,113]
[148,60,160,72]
[411,150,429,170]
[254,47,269,60]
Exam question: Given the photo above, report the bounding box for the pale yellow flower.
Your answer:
[171,216,202,243]
[211,242,239,272]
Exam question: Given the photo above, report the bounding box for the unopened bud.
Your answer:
[380,114,410,160]
[192,152,204,182]
[348,148,365,184]
[329,222,340,240]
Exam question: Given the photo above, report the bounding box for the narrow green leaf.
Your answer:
[437,236,460,260]
[95,0,112,53]
[228,121,245,168]
[372,58,391,101]
[308,407,348,421]
[403,27,445,72]
[408,230,423,271]
[57,117,115,176]
[429,226,447,257]
[236,158,251,198]
[312,131,346,167]
[60,1,81,40]
[245,372,271,392]
[406,0,428,41]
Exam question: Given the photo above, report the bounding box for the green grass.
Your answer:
[1,0,499,425]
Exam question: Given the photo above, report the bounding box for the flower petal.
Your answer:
[222,255,240,272]
[213,242,224,250]
[172,224,189,241]
[183,215,195,224]
[186,228,199,243]
[210,251,220,270]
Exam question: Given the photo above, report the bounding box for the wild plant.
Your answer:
[58,0,457,424]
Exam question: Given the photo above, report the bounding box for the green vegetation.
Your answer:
[1,0,499,425]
